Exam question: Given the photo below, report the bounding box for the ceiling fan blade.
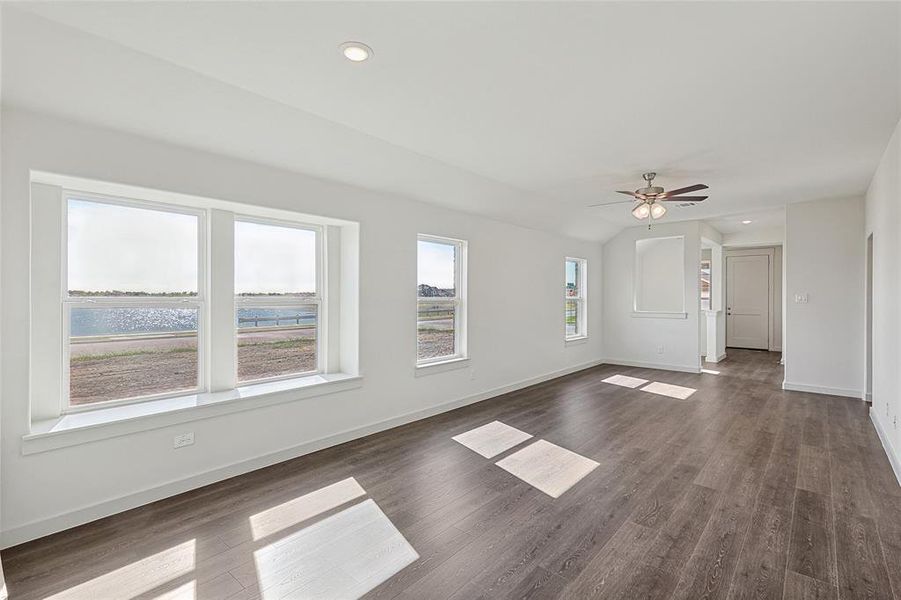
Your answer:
[616,190,647,200]
[587,199,635,207]
[658,184,708,198]
[659,196,708,202]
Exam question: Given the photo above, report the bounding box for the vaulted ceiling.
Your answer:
[4,2,899,240]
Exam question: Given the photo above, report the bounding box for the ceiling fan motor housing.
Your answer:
[639,186,664,196]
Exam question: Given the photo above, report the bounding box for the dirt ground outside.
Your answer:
[70,328,317,406]
[417,329,455,361]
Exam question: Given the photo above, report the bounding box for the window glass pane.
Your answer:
[700,259,712,311]
[68,198,198,296]
[235,221,317,297]
[418,240,456,297]
[237,306,318,381]
[565,299,579,336]
[418,301,456,360]
[566,260,579,297]
[69,307,198,406]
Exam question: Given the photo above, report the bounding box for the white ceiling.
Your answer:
[706,208,786,236]
[4,2,899,241]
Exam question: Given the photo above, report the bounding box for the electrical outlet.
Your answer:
[793,293,809,304]
[173,432,194,449]
[894,416,897,429]
[656,345,665,354]
[469,368,476,381]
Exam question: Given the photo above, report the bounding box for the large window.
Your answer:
[53,186,340,413]
[65,196,202,407]
[565,257,587,339]
[235,219,320,382]
[417,235,467,364]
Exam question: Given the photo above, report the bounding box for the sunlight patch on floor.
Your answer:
[452,420,532,458]
[249,477,366,541]
[701,368,720,375]
[602,374,649,388]
[640,381,697,399]
[496,439,599,498]
[44,540,196,600]
[150,580,196,600]
[251,499,418,600]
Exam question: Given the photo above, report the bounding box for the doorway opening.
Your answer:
[724,246,783,352]
[865,233,873,403]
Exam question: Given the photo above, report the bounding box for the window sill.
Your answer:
[22,373,363,455]
[565,336,589,346]
[630,311,688,320]
[415,356,470,376]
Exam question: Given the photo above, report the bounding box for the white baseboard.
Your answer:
[704,353,727,364]
[0,358,604,549]
[782,381,863,399]
[601,358,701,374]
[870,407,901,489]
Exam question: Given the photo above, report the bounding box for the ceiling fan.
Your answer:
[590,172,708,223]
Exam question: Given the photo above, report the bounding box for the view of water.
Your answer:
[70,307,317,337]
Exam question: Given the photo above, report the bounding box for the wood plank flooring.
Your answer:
[3,350,900,599]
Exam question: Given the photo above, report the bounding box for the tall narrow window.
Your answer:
[417,235,467,364]
[700,257,712,311]
[66,196,202,407]
[565,257,587,339]
[235,219,320,382]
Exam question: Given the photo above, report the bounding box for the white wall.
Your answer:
[865,115,901,482]
[784,196,864,397]
[602,221,701,372]
[722,226,784,248]
[0,9,6,594]
[635,236,684,313]
[0,109,604,546]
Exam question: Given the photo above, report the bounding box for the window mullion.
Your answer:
[209,208,236,392]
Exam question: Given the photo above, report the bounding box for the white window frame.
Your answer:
[61,192,207,413]
[234,216,325,384]
[416,234,468,366]
[700,256,712,311]
[565,257,588,341]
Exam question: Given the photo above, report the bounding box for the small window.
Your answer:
[235,219,320,382]
[700,257,712,311]
[565,258,588,339]
[65,197,202,407]
[417,235,467,364]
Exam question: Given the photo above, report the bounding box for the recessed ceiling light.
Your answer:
[742,220,752,225]
[340,42,373,62]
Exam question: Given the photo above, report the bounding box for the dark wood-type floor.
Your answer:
[4,350,901,599]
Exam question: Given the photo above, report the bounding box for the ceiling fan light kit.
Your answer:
[631,202,651,219]
[593,172,709,228]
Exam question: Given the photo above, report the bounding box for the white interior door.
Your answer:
[726,254,769,349]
